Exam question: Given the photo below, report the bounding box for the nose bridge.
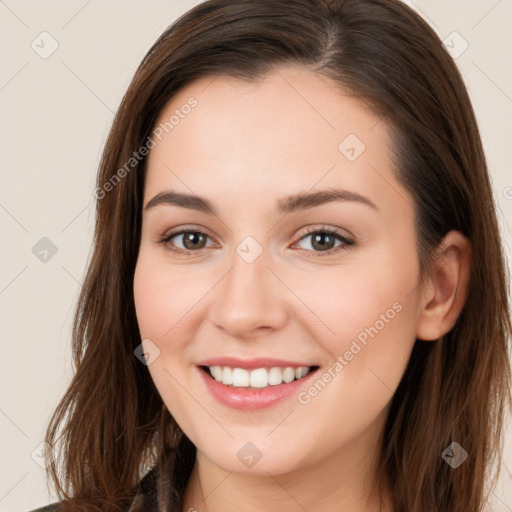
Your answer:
[210,242,287,337]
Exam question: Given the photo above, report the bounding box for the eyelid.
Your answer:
[294,223,354,241]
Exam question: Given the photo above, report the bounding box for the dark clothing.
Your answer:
[28,467,158,512]
[28,437,195,512]
[29,506,61,512]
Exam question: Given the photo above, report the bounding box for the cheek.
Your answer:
[133,262,168,341]
[133,252,201,422]
[133,248,218,398]
[133,249,203,341]
[287,248,420,408]
[286,264,418,443]
[286,256,417,351]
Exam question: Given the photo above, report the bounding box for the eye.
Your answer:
[158,228,215,256]
[293,226,355,257]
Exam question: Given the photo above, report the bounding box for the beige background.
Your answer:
[1,1,511,511]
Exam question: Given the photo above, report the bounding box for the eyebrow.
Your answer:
[144,188,378,215]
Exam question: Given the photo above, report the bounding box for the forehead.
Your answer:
[144,65,409,217]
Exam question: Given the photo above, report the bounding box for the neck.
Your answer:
[181,410,393,512]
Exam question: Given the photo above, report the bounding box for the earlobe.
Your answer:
[416,231,472,341]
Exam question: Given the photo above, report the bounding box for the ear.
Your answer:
[416,230,472,341]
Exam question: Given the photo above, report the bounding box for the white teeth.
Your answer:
[268,367,283,386]
[210,366,222,382]
[249,368,268,388]
[232,368,249,387]
[295,367,305,379]
[221,366,233,385]
[207,365,312,388]
[282,367,295,383]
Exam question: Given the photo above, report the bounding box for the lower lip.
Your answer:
[198,367,317,410]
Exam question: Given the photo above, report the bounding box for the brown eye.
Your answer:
[159,229,214,255]
[294,227,355,257]
[309,232,337,251]
[180,231,208,250]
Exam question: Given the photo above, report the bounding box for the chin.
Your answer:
[192,431,314,477]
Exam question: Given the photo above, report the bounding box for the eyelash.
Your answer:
[157,225,355,259]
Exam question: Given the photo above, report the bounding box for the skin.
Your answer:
[133,64,471,512]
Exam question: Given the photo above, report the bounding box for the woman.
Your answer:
[32,0,511,511]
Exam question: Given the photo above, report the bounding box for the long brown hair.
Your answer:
[44,0,512,510]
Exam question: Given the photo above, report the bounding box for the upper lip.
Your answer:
[197,357,317,370]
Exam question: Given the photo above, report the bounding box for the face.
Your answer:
[133,65,423,477]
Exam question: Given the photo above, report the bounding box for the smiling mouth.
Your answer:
[200,365,319,389]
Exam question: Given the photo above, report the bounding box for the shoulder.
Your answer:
[28,504,62,512]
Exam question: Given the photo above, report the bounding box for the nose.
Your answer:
[209,248,289,340]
